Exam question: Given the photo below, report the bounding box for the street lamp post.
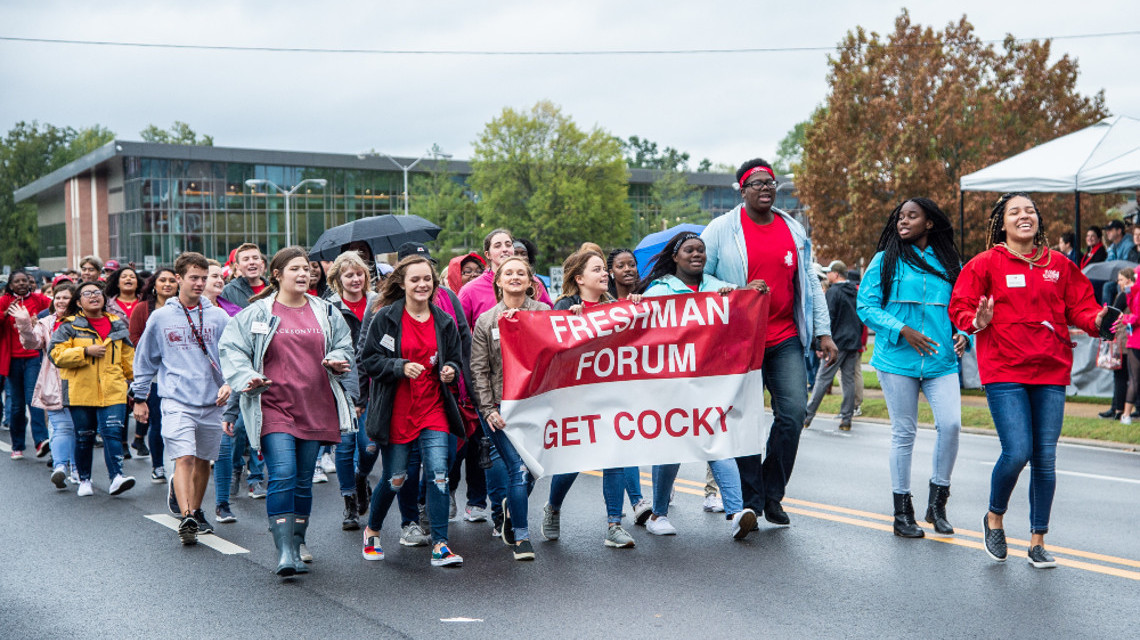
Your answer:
[357,149,452,215]
[245,178,328,247]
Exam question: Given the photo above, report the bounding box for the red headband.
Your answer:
[739,165,775,188]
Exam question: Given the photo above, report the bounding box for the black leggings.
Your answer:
[1126,348,1140,406]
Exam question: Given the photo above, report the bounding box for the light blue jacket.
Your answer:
[643,273,734,297]
[132,296,230,406]
[856,248,966,379]
[701,204,831,356]
[218,294,356,450]
[1106,235,1135,262]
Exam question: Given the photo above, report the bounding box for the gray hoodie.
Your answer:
[132,296,231,407]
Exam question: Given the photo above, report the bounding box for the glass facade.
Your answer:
[39,223,67,259]
[106,154,800,265]
[112,157,404,264]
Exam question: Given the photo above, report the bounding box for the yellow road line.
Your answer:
[585,469,1140,580]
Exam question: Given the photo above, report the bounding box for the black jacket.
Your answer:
[359,299,466,446]
[824,281,864,351]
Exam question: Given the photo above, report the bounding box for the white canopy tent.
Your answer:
[958,115,1140,251]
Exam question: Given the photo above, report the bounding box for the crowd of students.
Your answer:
[0,158,1109,576]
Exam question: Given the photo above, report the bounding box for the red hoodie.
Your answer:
[949,245,1100,386]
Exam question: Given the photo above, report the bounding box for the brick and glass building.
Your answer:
[14,141,799,271]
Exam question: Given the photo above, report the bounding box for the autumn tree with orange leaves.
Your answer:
[798,10,1112,265]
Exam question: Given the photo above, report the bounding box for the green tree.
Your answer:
[0,122,117,267]
[140,121,214,146]
[773,120,809,175]
[470,101,631,271]
[649,169,703,229]
[409,150,479,257]
[620,135,691,171]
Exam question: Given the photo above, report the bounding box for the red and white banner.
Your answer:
[498,290,769,477]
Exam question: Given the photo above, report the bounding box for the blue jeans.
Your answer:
[231,415,265,482]
[260,432,321,518]
[480,419,509,521]
[878,370,961,494]
[549,468,625,525]
[449,436,489,509]
[214,430,236,507]
[985,383,1066,534]
[7,356,47,452]
[737,336,807,511]
[368,429,451,543]
[623,466,643,505]
[336,426,375,496]
[48,408,76,470]
[144,386,164,470]
[652,458,743,518]
[487,425,535,540]
[71,404,127,482]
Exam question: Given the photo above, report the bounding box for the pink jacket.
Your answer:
[15,312,65,411]
[1119,287,1140,350]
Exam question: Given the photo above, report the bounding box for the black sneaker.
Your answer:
[167,476,180,516]
[178,515,199,545]
[122,444,132,460]
[983,514,1007,562]
[193,509,214,535]
[513,539,535,561]
[500,498,515,545]
[215,503,237,524]
[764,500,791,526]
[133,437,149,458]
[1027,545,1056,569]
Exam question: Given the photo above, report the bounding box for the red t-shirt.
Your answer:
[87,315,112,340]
[115,298,139,320]
[344,296,368,322]
[251,281,267,296]
[260,302,340,443]
[581,299,602,309]
[390,311,450,445]
[741,210,799,347]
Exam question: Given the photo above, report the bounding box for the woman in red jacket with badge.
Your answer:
[949,193,1106,570]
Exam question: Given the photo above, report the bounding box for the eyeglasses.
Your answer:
[744,179,779,191]
[80,290,104,298]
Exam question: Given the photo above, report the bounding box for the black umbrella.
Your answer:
[308,214,441,261]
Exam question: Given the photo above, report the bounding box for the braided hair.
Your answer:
[988,192,1047,249]
[875,198,962,307]
[636,232,703,293]
[606,247,636,298]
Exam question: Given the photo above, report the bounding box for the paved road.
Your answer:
[2,413,1138,639]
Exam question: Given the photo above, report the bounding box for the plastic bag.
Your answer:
[1097,337,1123,370]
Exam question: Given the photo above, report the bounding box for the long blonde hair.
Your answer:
[327,251,372,298]
[493,256,537,301]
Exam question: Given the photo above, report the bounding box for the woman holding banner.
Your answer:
[950,193,1106,569]
[358,255,468,567]
[471,256,550,560]
[537,250,639,549]
[637,232,760,540]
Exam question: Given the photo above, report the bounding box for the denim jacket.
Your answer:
[218,294,356,450]
[701,204,831,356]
[857,248,967,379]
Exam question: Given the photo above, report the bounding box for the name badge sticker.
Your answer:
[491,328,501,340]
[251,321,270,335]
[380,334,396,350]
[1006,274,1027,288]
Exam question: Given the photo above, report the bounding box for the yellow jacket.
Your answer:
[49,313,134,408]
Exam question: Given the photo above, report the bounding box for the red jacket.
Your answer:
[0,292,53,375]
[949,246,1100,386]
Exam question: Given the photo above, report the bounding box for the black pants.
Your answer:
[1111,363,1129,411]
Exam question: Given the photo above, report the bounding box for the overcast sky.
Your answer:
[2,1,1137,170]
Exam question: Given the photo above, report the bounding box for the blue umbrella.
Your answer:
[633,223,706,278]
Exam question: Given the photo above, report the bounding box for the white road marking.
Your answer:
[440,618,483,623]
[974,460,1140,484]
[145,514,250,554]
[0,441,11,452]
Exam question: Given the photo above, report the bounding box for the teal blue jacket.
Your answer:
[643,273,734,297]
[857,248,968,379]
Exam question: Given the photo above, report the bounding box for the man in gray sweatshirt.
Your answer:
[133,252,232,545]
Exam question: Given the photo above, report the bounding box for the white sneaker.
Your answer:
[464,504,489,522]
[51,465,68,489]
[77,480,94,497]
[632,499,653,526]
[313,467,329,484]
[319,452,337,474]
[1122,414,1133,425]
[108,474,136,496]
[703,494,725,513]
[646,515,677,535]
[68,468,79,485]
[731,508,758,540]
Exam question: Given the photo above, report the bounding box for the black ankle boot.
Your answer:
[924,482,954,535]
[343,494,361,531]
[892,493,924,538]
[269,514,298,577]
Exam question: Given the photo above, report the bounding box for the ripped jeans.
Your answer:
[367,429,451,544]
[487,421,534,541]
